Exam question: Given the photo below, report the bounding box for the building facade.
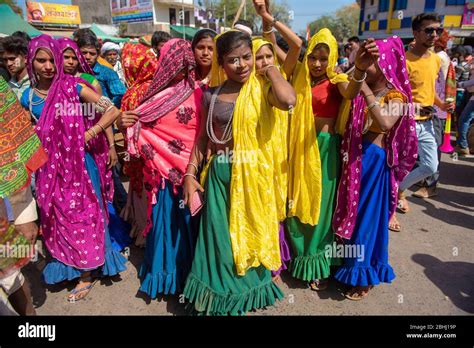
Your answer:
[73,0,196,36]
[357,0,473,41]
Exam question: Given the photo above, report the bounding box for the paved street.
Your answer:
[24,153,474,315]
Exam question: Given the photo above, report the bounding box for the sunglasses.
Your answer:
[421,27,444,36]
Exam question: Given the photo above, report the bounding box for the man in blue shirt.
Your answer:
[75,29,126,108]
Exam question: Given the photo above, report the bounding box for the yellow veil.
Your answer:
[208,32,283,275]
[252,37,288,222]
[288,28,349,226]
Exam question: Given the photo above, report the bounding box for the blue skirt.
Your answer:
[43,153,128,284]
[139,179,194,297]
[107,202,131,252]
[334,141,395,287]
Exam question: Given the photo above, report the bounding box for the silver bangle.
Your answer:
[183,173,197,180]
[187,162,199,173]
[95,96,114,114]
[367,101,380,111]
[352,71,367,83]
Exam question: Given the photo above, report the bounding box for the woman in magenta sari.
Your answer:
[57,37,131,253]
[20,35,127,302]
[118,39,202,298]
[333,36,418,300]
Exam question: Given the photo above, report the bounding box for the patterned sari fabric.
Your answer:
[121,42,159,196]
[0,77,47,198]
[121,42,158,112]
[127,39,202,235]
[28,35,112,269]
[333,36,418,240]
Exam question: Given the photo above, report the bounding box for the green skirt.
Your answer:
[183,155,284,315]
[286,132,341,281]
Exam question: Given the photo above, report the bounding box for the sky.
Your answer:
[282,0,357,34]
[16,0,357,34]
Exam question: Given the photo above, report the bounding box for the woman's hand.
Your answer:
[117,111,140,132]
[85,130,92,143]
[253,0,271,20]
[183,176,204,207]
[355,38,379,72]
[107,146,118,169]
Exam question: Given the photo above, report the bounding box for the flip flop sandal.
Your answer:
[67,280,97,303]
[389,217,401,232]
[308,279,328,291]
[397,198,410,214]
[344,286,373,301]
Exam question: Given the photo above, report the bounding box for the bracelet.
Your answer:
[86,129,94,139]
[183,173,197,180]
[90,126,98,138]
[355,65,366,73]
[367,101,380,111]
[271,17,278,27]
[109,143,115,149]
[364,93,375,98]
[97,123,106,132]
[264,64,279,79]
[187,162,199,173]
[352,71,367,83]
[263,28,275,34]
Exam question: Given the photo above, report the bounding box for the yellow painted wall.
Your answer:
[443,15,462,28]
[369,20,378,31]
[390,18,401,30]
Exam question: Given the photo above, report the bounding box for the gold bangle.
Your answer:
[90,127,98,138]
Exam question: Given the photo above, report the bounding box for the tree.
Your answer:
[201,0,292,32]
[0,0,23,17]
[307,3,360,42]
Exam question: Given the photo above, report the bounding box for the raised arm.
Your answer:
[361,82,401,131]
[254,0,302,78]
[338,38,379,100]
[259,65,296,110]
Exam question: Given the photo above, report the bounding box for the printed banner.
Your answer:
[110,0,153,24]
[26,1,81,25]
[461,2,474,29]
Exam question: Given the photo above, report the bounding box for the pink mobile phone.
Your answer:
[190,190,204,216]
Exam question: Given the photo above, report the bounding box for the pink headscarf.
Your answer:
[333,36,418,240]
[57,37,94,76]
[29,35,112,269]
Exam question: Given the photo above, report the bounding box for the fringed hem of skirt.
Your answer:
[138,266,179,297]
[183,272,284,316]
[289,251,332,281]
[42,259,83,284]
[334,262,395,286]
[100,249,127,277]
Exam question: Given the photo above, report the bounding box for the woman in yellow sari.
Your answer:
[252,0,303,279]
[182,30,296,315]
[286,29,379,291]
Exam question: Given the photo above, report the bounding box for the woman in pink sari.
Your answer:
[118,39,202,298]
[20,35,127,302]
[332,36,418,300]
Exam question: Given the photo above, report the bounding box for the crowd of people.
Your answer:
[0,0,472,316]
